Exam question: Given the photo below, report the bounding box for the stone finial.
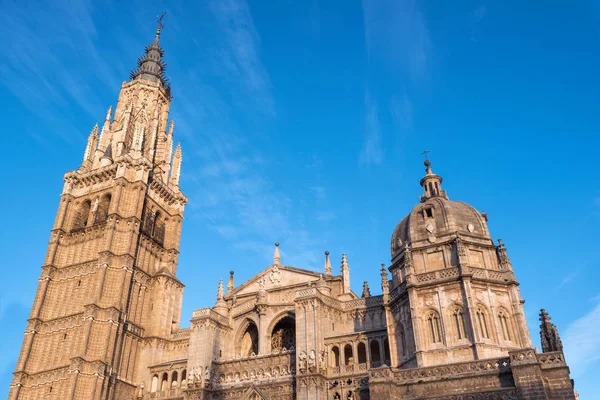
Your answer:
[341,253,350,294]
[273,242,281,266]
[105,105,113,122]
[380,264,389,294]
[361,281,371,298]
[169,120,175,136]
[169,143,182,187]
[539,309,563,353]
[82,124,99,165]
[497,238,512,270]
[324,251,332,275]
[227,271,234,293]
[216,279,224,301]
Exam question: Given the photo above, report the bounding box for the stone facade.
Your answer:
[10,25,577,400]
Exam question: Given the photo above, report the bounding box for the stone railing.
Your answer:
[327,363,369,377]
[210,350,295,387]
[171,328,190,340]
[468,267,515,283]
[372,356,511,384]
[191,308,229,327]
[148,388,183,399]
[536,351,567,368]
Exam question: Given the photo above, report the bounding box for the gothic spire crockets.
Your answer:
[539,309,563,353]
[324,251,332,275]
[129,14,171,97]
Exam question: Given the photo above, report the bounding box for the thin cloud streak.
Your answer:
[563,299,600,378]
[360,89,383,166]
[174,0,322,268]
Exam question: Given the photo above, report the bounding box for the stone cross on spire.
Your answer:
[539,309,563,353]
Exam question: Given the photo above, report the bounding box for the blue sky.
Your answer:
[1,0,599,397]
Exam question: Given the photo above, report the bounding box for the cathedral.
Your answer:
[10,22,578,400]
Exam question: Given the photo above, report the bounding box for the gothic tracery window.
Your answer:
[271,317,295,352]
[453,308,466,340]
[498,310,512,341]
[427,311,442,343]
[476,307,490,339]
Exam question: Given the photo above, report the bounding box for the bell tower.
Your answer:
[10,18,187,400]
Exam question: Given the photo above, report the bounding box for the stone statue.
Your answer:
[308,350,317,372]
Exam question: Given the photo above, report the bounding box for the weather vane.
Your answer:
[421,150,431,160]
[155,12,166,37]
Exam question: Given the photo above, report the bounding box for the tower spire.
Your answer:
[169,143,182,188]
[341,253,350,293]
[129,13,170,97]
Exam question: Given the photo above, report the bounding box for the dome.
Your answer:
[390,160,491,260]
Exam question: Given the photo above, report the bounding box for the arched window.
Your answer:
[344,344,353,365]
[153,211,165,245]
[427,311,442,343]
[238,321,259,357]
[95,194,111,224]
[498,310,512,341]
[271,316,295,352]
[399,324,407,356]
[181,369,186,383]
[370,340,381,364]
[383,338,391,362]
[453,308,466,340]
[161,372,168,392]
[151,375,158,393]
[171,371,178,388]
[357,342,367,364]
[330,346,340,367]
[73,200,91,230]
[476,307,489,339]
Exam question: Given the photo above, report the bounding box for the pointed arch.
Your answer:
[476,305,490,339]
[370,340,381,365]
[497,308,512,341]
[95,193,111,224]
[344,344,353,365]
[426,310,442,343]
[452,306,466,340]
[72,200,91,230]
[271,315,295,352]
[237,319,259,357]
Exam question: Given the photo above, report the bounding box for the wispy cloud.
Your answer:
[360,89,383,166]
[0,0,121,143]
[173,0,322,268]
[390,93,414,130]
[362,0,431,80]
[557,270,579,289]
[563,298,600,377]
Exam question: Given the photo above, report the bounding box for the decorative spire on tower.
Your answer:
[341,253,350,293]
[380,264,390,297]
[539,309,563,353]
[419,152,447,202]
[324,251,332,275]
[169,143,182,187]
[216,279,224,301]
[82,124,99,170]
[273,242,281,266]
[361,281,371,298]
[129,12,171,98]
[497,239,512,270]
[227,271,235,293]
